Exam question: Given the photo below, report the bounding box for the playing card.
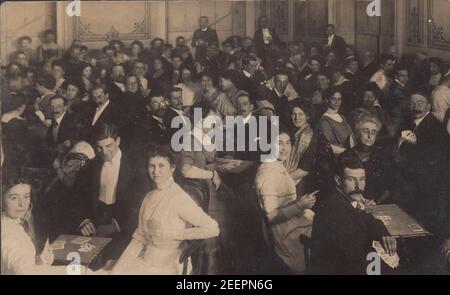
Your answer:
[78,243,96,253]
[50,240,66,250]
[372,241,400,269]
[408,224,424,232]
[71,236,92,245]
[375,215,392,226]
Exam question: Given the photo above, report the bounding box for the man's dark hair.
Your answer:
[43,29,55,37]
[92,83,109,95]
[35,73,57,90]
[94,123,120,142]
[80,45,88,52]
[146,144,176,166]
[51,59,65,70]
[364,82,383,99]
[167,86,182,98]
[242,55,258,67]
[131,40,144,51]
[326,24,336,30]
[379,54,395,65]
[49,95,67,106]
[439,74,450,85]
[336,154,365,177]
[274,70,290,79]
[219,69,239,86]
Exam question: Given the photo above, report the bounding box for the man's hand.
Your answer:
[80,221,96,236]
[441,239,450,264]
[381,236,397,256]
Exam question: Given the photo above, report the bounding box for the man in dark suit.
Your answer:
[325,24,346,59]
[132,94,169,148]
[163,87,188,140]
[71,123,147,258]
[397,91,448,232]
[357,50,378,90]
[107,64,127,106]
[237,55,267,98]
[191,16,219,61]
[46,96,79,148]
[253,16,282,60]
[311,155,397,275]
[83,84,122,144]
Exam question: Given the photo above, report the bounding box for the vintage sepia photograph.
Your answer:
[0,0,449,277]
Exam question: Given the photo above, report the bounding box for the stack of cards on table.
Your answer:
[50,235,111,267]
[372,241,400,269]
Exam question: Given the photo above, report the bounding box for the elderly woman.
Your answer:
[1,175,84,275]
[318,90,355,156]
[112,145,219,275]
[284,99,319,196]
[255,129,318,274]
[341,110,396,204]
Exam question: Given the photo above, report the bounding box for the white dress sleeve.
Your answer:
[176,192,219,240]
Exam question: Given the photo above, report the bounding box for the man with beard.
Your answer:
[132,93,169,148]
[163,87,188,139]
[108,64,127,106]
[46,96,79,149]
[357,51,378,90]
[396,91,448,232]
[311,155,397,275]
[370,54,396,95]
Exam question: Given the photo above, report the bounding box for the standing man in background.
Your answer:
[192,16,219,61]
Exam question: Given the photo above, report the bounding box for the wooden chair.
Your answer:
[299,234,313,275]
[179,240,205,275]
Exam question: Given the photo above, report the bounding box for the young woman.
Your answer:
[318,90,355,156]
[1,176,87,275]
[255,129,318,274]
[112,145,219,274]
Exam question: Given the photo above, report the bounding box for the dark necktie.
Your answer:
[51,119,59,143]
[137,77,144,90]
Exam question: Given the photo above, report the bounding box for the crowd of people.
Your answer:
[1,16,450,275]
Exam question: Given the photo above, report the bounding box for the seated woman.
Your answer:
[341,110,396,204]
[318,90,355,156]
[198,71,237,117]
[255,129,318,274]
[284,99,319,196]
[112,145,219,275]
[1,175,84,275]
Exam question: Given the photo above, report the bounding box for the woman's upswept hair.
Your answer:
[146,144,176,166]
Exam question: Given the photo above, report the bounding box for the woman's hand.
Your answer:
[297,191,318,210]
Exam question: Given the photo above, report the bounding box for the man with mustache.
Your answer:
[107,64,127,106]
[46,96,79,149]
[311,155,397,275]
[397,91,448,232]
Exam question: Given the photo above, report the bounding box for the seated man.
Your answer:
[310,155,397,275]
[71,123,146,259]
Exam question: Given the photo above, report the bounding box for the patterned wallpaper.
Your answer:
[72,1,151,42]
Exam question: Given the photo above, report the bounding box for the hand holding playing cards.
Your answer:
[80,221,96,236]
[381,236,397,256]
[399,130,417,146]
[297,191,318,210]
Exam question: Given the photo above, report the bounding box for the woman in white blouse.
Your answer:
[1,176,74,275]
[255,129,318,274]
[112,145,220,275]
